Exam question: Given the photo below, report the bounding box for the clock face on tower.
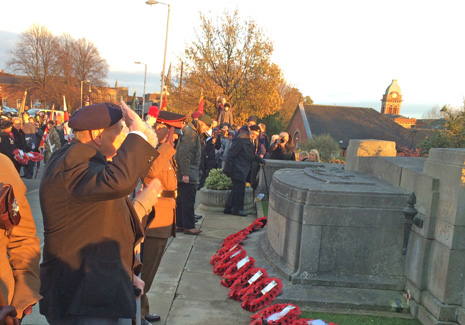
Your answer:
[391,92,398,99]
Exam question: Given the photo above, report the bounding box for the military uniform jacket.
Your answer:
[38,134,158,320]
[144,143,177,238]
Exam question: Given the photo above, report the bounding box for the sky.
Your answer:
[1,0,464,118]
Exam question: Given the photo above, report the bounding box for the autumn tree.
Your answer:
[169,10,284,125]
[7,24,59,104]
[278,82,303,127]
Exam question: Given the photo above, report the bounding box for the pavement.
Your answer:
[21,171,266,324]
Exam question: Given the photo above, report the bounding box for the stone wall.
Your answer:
[345,140,465,325]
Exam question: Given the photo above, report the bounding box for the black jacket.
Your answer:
[223,134,264,182]
[0,131,20,171]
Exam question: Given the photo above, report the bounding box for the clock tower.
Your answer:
[381,79,402,115]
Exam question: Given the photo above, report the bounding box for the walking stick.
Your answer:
[34,160,40,181]
[261,163,269,200]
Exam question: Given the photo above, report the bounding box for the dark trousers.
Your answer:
[175,182,197,229]
[226,179,246,212]
[140,236,168,316]
[22,160,34,178]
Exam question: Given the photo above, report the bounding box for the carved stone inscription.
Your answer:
[304,166,375,185]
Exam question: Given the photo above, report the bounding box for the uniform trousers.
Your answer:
[140,236,168,316]
[175,182,197,229]
[226,179,246,212]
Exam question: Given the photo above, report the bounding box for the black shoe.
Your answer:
[232,210,247,217]
[141,319,153,325]
[223,208,232,215]
[145,314,161,322]
[195,214,203,220]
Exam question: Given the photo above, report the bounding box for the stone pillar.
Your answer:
[418,148,465,324]
[345,139,397,171]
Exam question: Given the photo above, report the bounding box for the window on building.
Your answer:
[16,99,21,108]
[108,95,111,100]
[114,95,117,101]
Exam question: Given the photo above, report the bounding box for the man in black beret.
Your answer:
[39,101,162,324]
[223,124,265,216]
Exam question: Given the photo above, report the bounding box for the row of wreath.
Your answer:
[210,217,338,325]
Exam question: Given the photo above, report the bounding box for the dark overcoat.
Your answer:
[223,134,261,182]
[39,134,158,321]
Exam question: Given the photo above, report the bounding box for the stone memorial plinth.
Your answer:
[196,187,255,214]
[262,165,410,290]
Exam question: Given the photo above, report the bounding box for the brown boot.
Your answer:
[183,228,202,235]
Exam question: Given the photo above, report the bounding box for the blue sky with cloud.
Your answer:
[1,0,464,118]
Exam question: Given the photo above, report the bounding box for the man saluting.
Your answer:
[39,101,161,324]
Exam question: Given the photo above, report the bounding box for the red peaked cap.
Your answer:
[157,110,186,128]
[148,105,160,118]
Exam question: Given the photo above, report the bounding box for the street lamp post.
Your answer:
[134,61,147,117]
[80,80,90,108]
[146,0,170,108]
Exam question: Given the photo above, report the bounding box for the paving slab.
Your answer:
[166,299,252,325]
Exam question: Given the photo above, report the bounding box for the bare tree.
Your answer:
[8,24,59,103]
[72,38,109,87]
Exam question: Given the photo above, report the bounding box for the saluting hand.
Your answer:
[120,100,145,133]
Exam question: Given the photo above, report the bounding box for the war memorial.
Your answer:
[253,140,465,325]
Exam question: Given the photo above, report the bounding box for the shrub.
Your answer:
[298,134,340,162]
[205,169,232,190]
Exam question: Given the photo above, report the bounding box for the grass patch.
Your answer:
[300,311,421,325]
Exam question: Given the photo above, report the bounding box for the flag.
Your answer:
[39,104,55,152]
[166,63,172,86]
[85,85,92,106]
[63,95,69,122]
[161,92,167,111]
[62,95,72,143]
[131,89,137,110]
[19,89,27,117]
[198,91,204,114]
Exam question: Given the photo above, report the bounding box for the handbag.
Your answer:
[0,183,21,235]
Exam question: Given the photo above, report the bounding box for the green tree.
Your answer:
[418,104,465,155]
[169,10,284,125]
[298,133,340,162]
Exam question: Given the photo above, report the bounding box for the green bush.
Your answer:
[205,169,232,190]
[298,133,340,162]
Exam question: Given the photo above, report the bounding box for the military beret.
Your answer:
[191,111,202,119]
[1,120,13,130]
[69,103,123,130]
[198,114,212,127]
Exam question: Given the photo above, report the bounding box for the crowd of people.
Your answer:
[0,98,322,324]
